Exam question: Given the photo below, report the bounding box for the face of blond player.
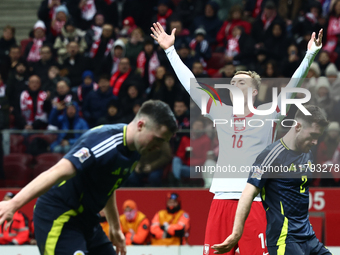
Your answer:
[230,74,258,107]
[295,121,325,153]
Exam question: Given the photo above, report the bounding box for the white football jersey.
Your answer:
[165,42,321,200]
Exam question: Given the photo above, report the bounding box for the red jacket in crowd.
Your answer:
[0,211,30,245]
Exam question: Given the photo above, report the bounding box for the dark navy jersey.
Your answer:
[37,124,140,221]
[247,138,315,247]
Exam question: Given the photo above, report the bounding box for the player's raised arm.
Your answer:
[150,22,207,110]
[276,29,323,113]
[212,183,260,254]
[0,159,77,225]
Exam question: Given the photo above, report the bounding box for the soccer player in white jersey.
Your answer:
[151,22,323,255]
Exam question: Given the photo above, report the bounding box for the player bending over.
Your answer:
[213,105,331,255]
[151,22,323,255]
[0,100,177,255]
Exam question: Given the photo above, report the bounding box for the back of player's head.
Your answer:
[234,70,261,91]
[135,100,177,134]
[294,105,329,128]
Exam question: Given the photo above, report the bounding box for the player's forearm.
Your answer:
[104,191,120,230]
[164,46,205,108]
[232,184,260,238]
[11,159,76,211]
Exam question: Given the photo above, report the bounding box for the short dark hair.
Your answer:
[136,100,177,134]
[295,105,329,127]
[9,45,20,51]
[98,74,110,82]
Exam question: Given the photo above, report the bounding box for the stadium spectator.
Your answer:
[219,62,236,78]
[32,45,58,86]
[49,101,89,153]
[41,65,61,99]
[277,0,305,24]
[24,21,47,64]
[317,50,332,76]
[262,60,280,78]
[37,0,62,34]
[0,25,16,59]
[137,38,160,88]
[309,76,335,120]
[0,192,30,245]
[61,41,92,87]
[169,19,191,50]
[125,142,172,187]
[96,99,126,125]
[251,1,285,46]
[325,63,340,101]
[84,13,105,50]
[0,73,9,130]
[216,5,252,47]
[213,0,242,21]
[174,99,190,131]
[119,16,137,38]
[120,200,150,245]
[177,42,194,69]
[89,24,115,66]
[317,121,340,165]
[161,73,186,111]
[172,118,211,182]
[54,19,87,64]
[120,84,143,118]
[150,193,190,245]
[77,70,97,104]
[174,0,205,29]
[0,45,22,82]
[50,5,69,38]
[223,26,255,67]
[281,44,301,77]
[189,28,211,67]
[19,75,49,130]
[148,65,166,99]
[324,0,340,54]
[191,61,209,78]
[152,0,173,31]
[100,39,126,76]
[49,78,77,118]
[110,57,141,99]
[263,21,290,62]
[6,62,29,118]
[83,74,117,127]
[125,27,145,69]
[190,1,222,45]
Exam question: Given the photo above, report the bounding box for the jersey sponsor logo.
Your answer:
[251,166,264,180]
[112,167,121,175]
[73,251,85,255]
[204,244,210,255]
[73,147,91,163]
[234,117,246,132]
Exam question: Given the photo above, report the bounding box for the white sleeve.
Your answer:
[275,42,322,118]
[165,45,228,119]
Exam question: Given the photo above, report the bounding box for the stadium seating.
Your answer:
[4,153,33,167]
[3,162,32,187]
[10,134,25,153]
[35,153,63,165]
[32,162,55,178]
[27,134,58,145]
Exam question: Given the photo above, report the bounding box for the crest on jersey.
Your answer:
[73,147,91,163]
[204,244,210,255]
[251,166,264,180]
[73,251,85,255]
[234,117,246,132]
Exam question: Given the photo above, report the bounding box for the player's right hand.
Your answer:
[110,228,127,255]
[0,201,15,226]
[150,22,175,50]
[211,234,240,254]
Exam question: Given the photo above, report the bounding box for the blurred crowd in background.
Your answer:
[0,0,340,187]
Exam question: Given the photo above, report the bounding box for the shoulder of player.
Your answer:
[256,140,286,164]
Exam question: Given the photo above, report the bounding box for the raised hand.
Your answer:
[150,22,176,50]
[308,29,323,50]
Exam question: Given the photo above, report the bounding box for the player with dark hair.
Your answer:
[151,21,323,255]
[212,105,331,255]
[0,100,177,255]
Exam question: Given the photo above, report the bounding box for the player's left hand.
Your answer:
[307,29,323,50]
[211,234,240,254]
[109,228,126,255]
